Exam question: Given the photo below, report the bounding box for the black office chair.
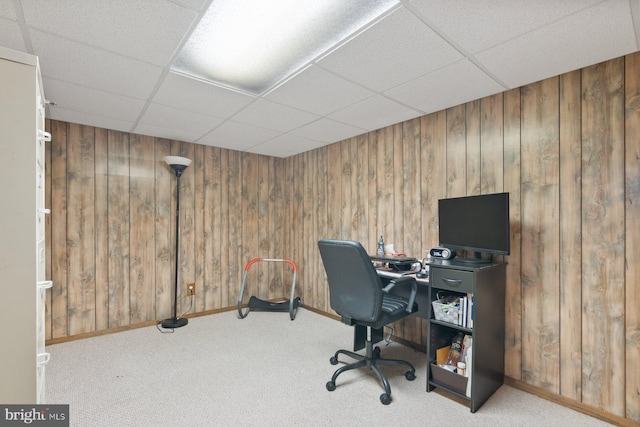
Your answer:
[317,238,418,405]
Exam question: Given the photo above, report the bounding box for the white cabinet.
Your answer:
[0,46,50,404]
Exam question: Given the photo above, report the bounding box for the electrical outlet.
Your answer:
[186,282,195,296]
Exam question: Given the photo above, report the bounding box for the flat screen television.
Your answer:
[438,192,510,263]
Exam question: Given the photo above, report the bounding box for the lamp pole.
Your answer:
[161,156,191,329]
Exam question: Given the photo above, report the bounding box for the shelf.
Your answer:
[430,318,472,333]
[428,380,470,401]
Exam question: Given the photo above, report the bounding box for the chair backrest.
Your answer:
[317,239,384,323]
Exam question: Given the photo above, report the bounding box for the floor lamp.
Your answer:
[161,155,191,329]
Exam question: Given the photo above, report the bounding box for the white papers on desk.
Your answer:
[376,268,416,278]
[376,269,428,284]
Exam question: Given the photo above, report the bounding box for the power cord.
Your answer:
[179,293,195,318]
[384,325,395,345]
[156,294,195,333]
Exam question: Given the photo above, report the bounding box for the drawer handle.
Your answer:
[441,278,463,286]
[37,352,51,366]
[37,280,53,289]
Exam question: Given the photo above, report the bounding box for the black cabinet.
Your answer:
[426,260,506,412]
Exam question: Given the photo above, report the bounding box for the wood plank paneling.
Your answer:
[581,58,625,415]
[520,78,560,392]
[242,153,261,299]
[392,124,403,248]
[420,110,447,250]
[94,128,109,331]
[50,121,68,339]
[302,151,314,304]
[129,134,155,323]
[313,148,327,309]
[67,123,96,335]
[465,100,481,196]
[503,88,522,379]
[480,94,504,194]
[446,104,467,197]
[375,127,395,244]
[559,70,582,400]
[624,52,640,422]
[203,146,222,310]
[107,130,129,328]
[193,143,206,313]
[226,150,242,307]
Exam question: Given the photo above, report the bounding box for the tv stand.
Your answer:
[427,261,506,412]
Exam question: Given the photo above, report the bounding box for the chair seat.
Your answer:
[381,293,409,314]
[356,294,417,330]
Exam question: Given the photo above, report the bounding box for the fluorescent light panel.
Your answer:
[172,0,398,94]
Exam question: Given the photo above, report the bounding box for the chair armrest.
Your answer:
[382,276,418,313]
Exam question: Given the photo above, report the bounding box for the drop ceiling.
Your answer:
[1,0,639,158]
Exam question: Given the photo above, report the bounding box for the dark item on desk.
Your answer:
[318,239,418,405]
[429,247,456,260]
[416,272,428,279]
[369,254,419,271]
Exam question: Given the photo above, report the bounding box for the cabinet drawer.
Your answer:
[431,268,473,294]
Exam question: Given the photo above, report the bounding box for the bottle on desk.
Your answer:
[376,235,384,257]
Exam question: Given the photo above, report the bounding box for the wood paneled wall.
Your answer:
[45,52,640,423]
[46,129,287,338]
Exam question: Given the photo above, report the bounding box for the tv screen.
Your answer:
[438,192,510,259]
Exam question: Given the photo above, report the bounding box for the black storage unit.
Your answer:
[426,260,506,412]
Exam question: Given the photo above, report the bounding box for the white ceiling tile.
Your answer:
[48,106,135,134]
[0,18,27,51]
[0,2,18,20]
[21,0,197,66]
[135,103,223,142]
[385,59,505,114]
[476,0,638,88]
[408,0,603,53]
[171,0,209,11]
[248,133,329,158]
[197,120,280,151]
[290,118,366,143]
[43,78,146,124]
[153,72,256,118]
[265,65,374,115]
[318,7,463,92]
[133,123,205,143]
[231,99,319,133]
[328,95,423,131]
[31,30,162,100]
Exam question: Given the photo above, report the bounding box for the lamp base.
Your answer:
[161,317,188,329]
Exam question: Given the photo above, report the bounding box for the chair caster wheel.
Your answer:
[326,381,336,391]
[373,347,381,358]
[330,356,338,365]
[405,371,416,381]
[380,393,391,405]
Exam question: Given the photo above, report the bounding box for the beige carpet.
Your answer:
[45,308,613,426]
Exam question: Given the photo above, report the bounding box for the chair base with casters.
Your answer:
[326,324,416,405]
